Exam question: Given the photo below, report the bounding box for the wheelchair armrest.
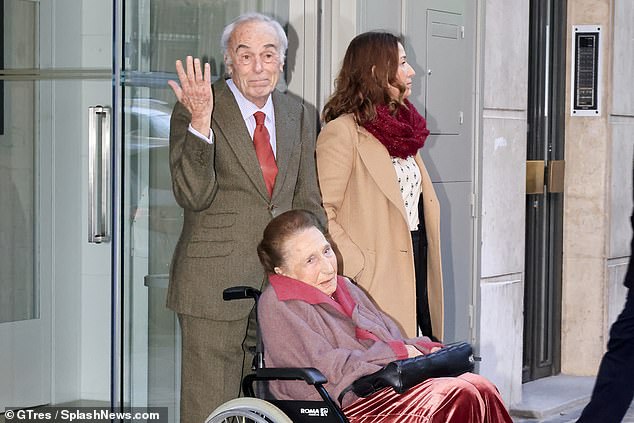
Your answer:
[243,368,348,422]
[255,367,328,385]
[223,286,261,302]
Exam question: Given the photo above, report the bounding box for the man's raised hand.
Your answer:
[167,56,213,137]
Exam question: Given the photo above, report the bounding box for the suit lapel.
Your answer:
[212,79,270,199]
[357,127,408,223]
[270,90,298,199]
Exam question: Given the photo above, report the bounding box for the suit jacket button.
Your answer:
[268,204,278,217]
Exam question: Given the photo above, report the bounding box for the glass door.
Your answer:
[523,0,566,382]
[119,2,314,421]
[1,0,112,410]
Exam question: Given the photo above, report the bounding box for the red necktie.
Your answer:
[253,111,278,197]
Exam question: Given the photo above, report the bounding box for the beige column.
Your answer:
[561,0,612,375]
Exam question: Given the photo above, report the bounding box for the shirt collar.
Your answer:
[226,78,275,123]
[268,274,357,317]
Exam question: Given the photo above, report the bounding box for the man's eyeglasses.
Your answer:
[235,51,280,66]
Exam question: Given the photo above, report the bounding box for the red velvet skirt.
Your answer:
[342,373,513,423]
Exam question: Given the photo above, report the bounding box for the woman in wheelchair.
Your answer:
[256,209,512,422]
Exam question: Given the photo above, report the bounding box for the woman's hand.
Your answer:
[415,338,444,354]
[167,56,213,137]
[406,344,423,358]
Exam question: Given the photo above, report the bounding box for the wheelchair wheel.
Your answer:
[205,398,293,423]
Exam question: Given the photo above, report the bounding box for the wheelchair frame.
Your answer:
[205,286,350,423]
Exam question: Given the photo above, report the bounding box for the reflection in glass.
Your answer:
[0,81,36,323]
[3,1,37,70]
[123,2,290,421]
[2,4,38,323]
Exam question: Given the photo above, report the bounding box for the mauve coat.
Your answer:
[316,114,444,339]
[258,274,441,408]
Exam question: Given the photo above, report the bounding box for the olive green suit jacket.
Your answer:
[167,78,325,321]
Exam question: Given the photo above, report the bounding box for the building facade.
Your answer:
[1,0,632,419]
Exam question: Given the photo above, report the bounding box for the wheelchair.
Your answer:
[204,286,350,423]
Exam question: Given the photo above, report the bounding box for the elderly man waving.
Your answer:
[167,12,325,423]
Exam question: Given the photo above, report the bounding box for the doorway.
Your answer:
[0,0,112,409]
[523,0,567,382]
[119,2,317,421]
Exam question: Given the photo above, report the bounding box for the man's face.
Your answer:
[226,21,284,108]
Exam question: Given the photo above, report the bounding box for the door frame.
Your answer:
[112,0,124,408]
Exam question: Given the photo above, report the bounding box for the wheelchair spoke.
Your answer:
[206,397,293,423]
[208,409,278,423]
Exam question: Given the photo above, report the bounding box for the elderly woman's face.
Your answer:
[275,227,338,296]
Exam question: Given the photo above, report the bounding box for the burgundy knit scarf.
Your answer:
[362,100,430,159]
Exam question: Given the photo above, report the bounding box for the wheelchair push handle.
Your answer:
[223,286,261,302]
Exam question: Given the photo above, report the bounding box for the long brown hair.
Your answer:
[322,31,406,124]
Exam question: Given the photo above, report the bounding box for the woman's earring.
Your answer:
[274,267,282,275]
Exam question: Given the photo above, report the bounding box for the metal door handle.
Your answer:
[526,160,565,195]
[547,160,565,193]
[526,160,545,194]
[88,106,111,243]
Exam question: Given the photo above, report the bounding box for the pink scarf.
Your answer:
[362,100,430,159]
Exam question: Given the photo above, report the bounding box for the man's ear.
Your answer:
[224,55,233,76]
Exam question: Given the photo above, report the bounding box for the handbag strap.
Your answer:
[337,385,354,405]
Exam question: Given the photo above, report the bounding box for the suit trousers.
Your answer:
[178,309,256,423]
[577,288,634,423]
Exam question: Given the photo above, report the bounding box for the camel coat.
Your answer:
[316,114,444,339]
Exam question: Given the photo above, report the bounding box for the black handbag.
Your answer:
[343,341,475,401]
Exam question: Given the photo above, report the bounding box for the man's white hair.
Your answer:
[221,12,288,67]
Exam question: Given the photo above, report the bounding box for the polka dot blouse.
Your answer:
[392,156,422,231]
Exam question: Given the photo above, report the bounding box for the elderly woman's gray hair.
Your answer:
[221,12,288,66]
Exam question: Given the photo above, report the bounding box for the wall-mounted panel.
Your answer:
[357,0,401,33]
[481,114,527,277]
[483,0,529,110]
[613,0,634,115]
[425,10,464,136]
[479,274,523,405]
[433,181,473,343]
[609,121,634,258]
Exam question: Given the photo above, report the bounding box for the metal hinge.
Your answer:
[461,26,465,39]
